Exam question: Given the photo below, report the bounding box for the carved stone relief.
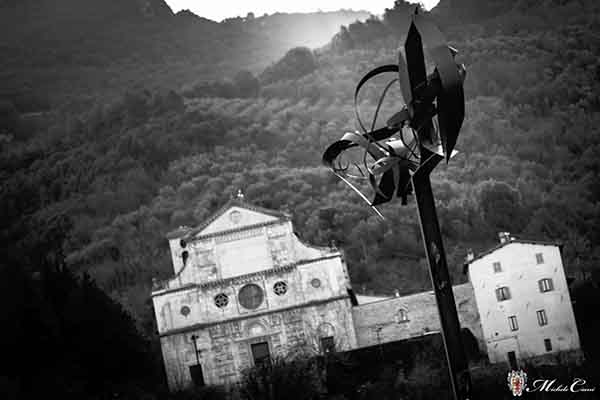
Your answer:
[246,321,267,337]
[208,324,228,339]
[230,321,242,339]
[269,238,290,266]
[197,249,216,266]
[266,224,287,238]
[160,302,173,332]
[269,314,282,327]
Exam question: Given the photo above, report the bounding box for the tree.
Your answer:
[477,180,527,233]
[260,47,318,84]
[234,70,261,97]
[0,213,163,399]
[0,99,19,137]
[240,355,323,400]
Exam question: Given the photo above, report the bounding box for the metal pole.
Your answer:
[412,146,472,400]
[191,334,200,365]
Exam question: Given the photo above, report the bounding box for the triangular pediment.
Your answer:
[196,203,285,236]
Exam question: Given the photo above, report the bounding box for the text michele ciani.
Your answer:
[527,378,596,393]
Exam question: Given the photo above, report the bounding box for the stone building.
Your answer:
[464,232,582,367]
[352,283,483,350]
[152,198,581,390]
[152,197,357,389]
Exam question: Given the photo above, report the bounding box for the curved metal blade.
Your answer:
[413,13,465,161]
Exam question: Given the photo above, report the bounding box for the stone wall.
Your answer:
[351,283,484,351]
[152,254,349,336]
[161,218,333,291]
[160,298,357,390]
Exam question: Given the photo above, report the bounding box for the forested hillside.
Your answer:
[0,0,368,107]
[2,0,599,370]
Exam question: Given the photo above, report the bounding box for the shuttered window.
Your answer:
[496,286,511,301]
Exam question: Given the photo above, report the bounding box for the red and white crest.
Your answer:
[507,370,528,396]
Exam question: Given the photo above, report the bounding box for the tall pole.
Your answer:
[321,9,472,400]
[191,334,200,365]
[412,146,471,400]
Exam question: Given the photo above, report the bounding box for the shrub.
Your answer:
[240,355,323,400]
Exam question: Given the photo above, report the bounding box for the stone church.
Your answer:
[152,195,358,389]
[152,196,581,391]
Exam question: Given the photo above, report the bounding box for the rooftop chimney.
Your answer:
[498,232,511,244]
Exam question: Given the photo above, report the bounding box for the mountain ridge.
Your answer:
[0,0,369,107]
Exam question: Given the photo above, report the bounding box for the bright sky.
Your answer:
[164,1,440,22]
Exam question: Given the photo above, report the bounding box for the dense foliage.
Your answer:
[1,0,600,395]
[241,355,324,400]
[0,0,367,106]
[3,0,600,330]
[0,216,162,399]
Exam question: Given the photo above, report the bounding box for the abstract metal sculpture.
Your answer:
[322,10,471,400]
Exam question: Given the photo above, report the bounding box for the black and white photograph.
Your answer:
[1,0,599,399]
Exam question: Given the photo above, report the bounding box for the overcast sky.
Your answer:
[164,1,440,22]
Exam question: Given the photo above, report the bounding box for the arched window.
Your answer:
[247,322,266,337]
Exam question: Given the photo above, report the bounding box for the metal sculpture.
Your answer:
[322,10,471,400]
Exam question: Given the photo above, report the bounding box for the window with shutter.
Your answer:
[537,310,548,326]
[496,286,511,301]
[539,278,553,293]
[493,262,502,273]
[508,316,518,331]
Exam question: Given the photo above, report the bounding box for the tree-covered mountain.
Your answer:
[0,0,368,109]
[2,0,600,381]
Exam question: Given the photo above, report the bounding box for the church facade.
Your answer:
[152,198,357,389]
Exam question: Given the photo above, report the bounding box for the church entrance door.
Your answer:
[251,342,271,367]
[189,364,205,387]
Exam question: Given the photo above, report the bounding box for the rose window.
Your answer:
[214,293,229,308]
[238,283,264,310]
[273,281,288,296]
